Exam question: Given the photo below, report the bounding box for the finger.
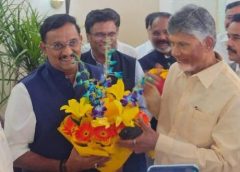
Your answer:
[143,81,157,93]
[118,139,134,148]
[137,118,152,132]
[95,157,110,168]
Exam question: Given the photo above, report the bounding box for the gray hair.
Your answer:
[168,4,216,45]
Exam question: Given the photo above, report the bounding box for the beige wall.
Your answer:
[29,0,159,46]
[29,0,226,47]
[70,0,159,46]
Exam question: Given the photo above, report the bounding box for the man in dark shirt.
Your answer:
[81,8,147,172]
[139,12,175,72]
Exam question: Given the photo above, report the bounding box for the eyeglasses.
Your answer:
[91,32,117,40]
[151,30,168,37]
[227,33,240,41]
[46,39,80,51]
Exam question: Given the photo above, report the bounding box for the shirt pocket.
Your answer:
[187,106,216,147]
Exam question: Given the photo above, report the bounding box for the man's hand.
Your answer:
[143,75,161,117]
[66,148,109,172]
[118,118,159,154]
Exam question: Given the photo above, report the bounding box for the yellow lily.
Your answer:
[91,117,110,128]
[60,98,92,119]
[116,105,139,127]
[106,79,125,100]
[104,98,123,123]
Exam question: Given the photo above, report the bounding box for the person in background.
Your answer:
[215,0,240,65]
[0,123,13,172]
[81,41,138,59]
[135,13,156,58]
[81,8,147,172]
[136,12,171,59]
[138,12,175,72]
[227,13,240,76]
[119,4,240,172]
[81,8,138,59]
[4,14,109,172]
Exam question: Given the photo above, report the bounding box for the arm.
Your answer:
[14,151,59,172]
[15,149,109,172]
[4,83,108,171]
[0,123,13,172]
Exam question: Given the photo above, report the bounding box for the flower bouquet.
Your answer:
[58,48,149,171]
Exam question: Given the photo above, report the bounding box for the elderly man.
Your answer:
[227,13,240,76]
[119,4,240,172]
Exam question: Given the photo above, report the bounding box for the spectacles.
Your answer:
[151,30,168,37]
[46,39,80,51]
[91,32,117,40]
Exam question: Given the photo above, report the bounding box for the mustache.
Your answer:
[227,46,237,54]
[61,53,78,59]
[155,40,170,45]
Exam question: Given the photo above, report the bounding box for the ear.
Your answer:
[203,36,214,51]
[40,42,47,55]
[86,33,91,42]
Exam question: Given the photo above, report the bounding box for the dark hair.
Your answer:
[145,12,171,29]
[226,1,240,11]
[85,8,120,34]
[232,13,240,22]
[40,14,80,42]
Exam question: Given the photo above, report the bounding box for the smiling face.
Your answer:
[87,21,118,59]
[169,32,211,74]
[227,21,240,63]
[40,23,82,75]
[148,17,171,54]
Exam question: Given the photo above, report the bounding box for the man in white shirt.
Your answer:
[227,13,240,76]
[120,4,240,172]
[0,123,13,172]
[215,0,240,64]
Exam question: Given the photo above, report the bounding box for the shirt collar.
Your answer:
[177,53,224,88]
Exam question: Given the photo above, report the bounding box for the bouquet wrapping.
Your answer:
[58,48,149,171]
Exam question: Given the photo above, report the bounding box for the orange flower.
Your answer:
[61,116,77,136]
[137,111,150,126]
[93,125,117,145]
[74,122,93,144]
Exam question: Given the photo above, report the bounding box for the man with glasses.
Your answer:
[81,8,147,172]
[4,14,109,172]
[120,4,240,172]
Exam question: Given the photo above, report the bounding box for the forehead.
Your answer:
[45,23,79,42]
[90,21,117,32]
[226,5,240,15]
[169,32,198,42]
[150,17,169,30]
[228,21,240,33]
